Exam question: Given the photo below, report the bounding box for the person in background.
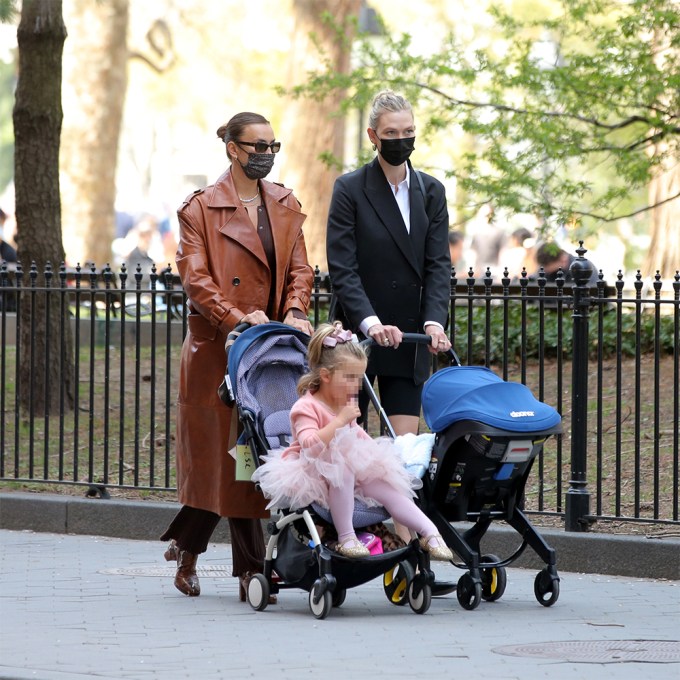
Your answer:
[126,214,162,273]
[533,242,600,286]
[160,111,313,601]
[115,209,135,240]
[468,203,507,277]
[0,207,17,263]
[448,230,465,273]
[499,227,534,279]
[156,206,179,266]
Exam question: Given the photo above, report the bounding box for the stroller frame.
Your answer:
[249,508,435,619]
[362,335,563,611]
[225,324,562,615]
[223,323,435,619]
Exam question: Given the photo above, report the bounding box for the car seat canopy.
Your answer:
[422,366,562,433]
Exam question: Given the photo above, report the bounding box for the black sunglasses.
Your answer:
[236,140,281,154]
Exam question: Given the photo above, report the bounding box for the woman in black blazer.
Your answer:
[326,90,451,437]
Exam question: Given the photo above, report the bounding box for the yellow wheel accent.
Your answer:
[383,561,414,606]
[490,568,498,594]
[480,554,507,602]
[392,578,408,603]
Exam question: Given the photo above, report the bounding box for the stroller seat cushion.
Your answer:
[311,500,390,528]
[263,410,292,449]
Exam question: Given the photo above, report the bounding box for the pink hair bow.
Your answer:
[322,328,353,348]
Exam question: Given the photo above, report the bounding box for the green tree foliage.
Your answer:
[0,0,16,22]
[290,0,679,231]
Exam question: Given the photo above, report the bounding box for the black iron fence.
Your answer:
[1,253,678,531]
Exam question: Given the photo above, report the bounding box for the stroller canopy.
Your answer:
[227,322,309,388]
[422,366,562,433]
[227,322,310,449]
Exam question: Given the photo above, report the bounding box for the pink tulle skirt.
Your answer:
[252,425,421,511]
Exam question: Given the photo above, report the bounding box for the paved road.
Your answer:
[1,529,679,680]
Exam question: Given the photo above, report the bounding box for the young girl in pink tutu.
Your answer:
[252,323,453,560]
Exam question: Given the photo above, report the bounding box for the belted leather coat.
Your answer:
[175,168,312,518]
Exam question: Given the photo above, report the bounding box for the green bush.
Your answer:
[449,303,676,363]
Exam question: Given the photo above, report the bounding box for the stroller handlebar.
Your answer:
[363,333,462,365]
[402,332,434,345]
[362,332,432,348]
[226,324,460,363]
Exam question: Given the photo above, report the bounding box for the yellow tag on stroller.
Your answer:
[235,444,256,482]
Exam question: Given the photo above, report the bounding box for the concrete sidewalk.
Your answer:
[1,491,679,580]
[1,529,679,680]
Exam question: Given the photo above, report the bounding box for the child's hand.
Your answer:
[337,398,361,426]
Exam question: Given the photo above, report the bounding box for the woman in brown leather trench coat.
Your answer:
[161,112,313,599]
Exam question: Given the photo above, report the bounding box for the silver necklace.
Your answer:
[239,189,260,203]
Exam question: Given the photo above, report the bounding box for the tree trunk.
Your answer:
[60,0,129,267]
[13,0,74,414]
[642,29,680,280]
[279,0,362,271]
[643,160,680,279]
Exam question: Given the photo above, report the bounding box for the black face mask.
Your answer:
[378,136,415,166]
[239,152,275,180]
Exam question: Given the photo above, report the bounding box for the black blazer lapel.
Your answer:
[408,166,428,267]
[363,159,420,275]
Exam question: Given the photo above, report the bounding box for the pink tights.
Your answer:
[327,468,438,542]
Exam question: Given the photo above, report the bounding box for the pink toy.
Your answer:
[357,531,383,555]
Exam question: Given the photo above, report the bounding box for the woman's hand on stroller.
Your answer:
[283,310,313,335]
[368,323,403,349]
[239,310,270,326]
[424,324,451,355]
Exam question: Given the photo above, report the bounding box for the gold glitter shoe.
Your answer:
[336,536,370,558]
[419,534,453,562]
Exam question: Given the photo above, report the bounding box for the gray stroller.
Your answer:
[220,322,434,619]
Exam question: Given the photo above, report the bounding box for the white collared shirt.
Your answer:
[390,164,411,234]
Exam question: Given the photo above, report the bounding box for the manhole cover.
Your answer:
[100,565,233,577]
[494,640,680,664]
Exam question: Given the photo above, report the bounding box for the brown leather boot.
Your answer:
[164,540,179,562]
[174,549,200,597]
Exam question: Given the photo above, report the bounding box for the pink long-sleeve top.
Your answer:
[282,392,371,459]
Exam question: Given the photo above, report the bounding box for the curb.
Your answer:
[1,491,678,580]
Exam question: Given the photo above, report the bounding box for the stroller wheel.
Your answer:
[383,561,414,606]
[309,587,333,620]
[247,573,270,611]
[408,578,432,615]
[456,572,482,611]
[332,588,347,608]
[534,568,560,607]
[480,554,507,602]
